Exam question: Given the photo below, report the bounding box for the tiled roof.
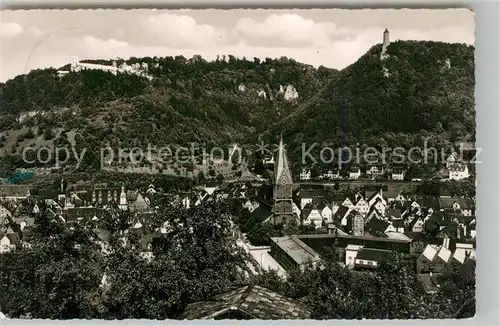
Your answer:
[452,248,467,264]
[250,204,273,223]
[356,248,392,262]
[270,236,321,266]
[333,206,351,223]
[421,244,439,261]
[436,246,452,263]
[385,232,411,241]
[409,216,424,228]
[182,285,311,320]
[365,218,390,237]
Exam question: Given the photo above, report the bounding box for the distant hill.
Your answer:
[0,41,475,173]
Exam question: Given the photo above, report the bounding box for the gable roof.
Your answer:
[408,215,424,228]
[333,205,351,223]
[355,248,392,262]
[250,203,273,223]
[365,218,390,237]
[182,285,311,320]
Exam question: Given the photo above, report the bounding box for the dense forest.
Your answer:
[0,40,475,172]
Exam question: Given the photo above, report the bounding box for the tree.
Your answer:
[43,128,55,140]
[216,173,224,184]
[246,222,283,246]
[197,171,206,185]
[0,201,250,320]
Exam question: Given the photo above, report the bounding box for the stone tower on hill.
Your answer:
[381,28,390,60]
[272,134,294,224]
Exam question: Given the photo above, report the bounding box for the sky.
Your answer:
[0,9,474,82]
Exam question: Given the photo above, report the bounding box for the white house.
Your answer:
[0,233,19,254]
[354,198,370,216]
[349,168,361,180]
[302,206,324,228]
[373,199,387,217]
[300,169,311,181]
[301,202,331,228]
[139,243,154,261]
[446,152,459,168]
[449,163,469,180]
[409,216,425,233]
[367,190,386,207]
[345,244,363,267]
[391,168,405,181]
[341,197,354,209]
[366,166,385,178]
[320,204,333,223]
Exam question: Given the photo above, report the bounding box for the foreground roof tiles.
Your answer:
[182,285,311,320]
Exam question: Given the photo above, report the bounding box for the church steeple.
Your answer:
[275,133,292,185]
[119,183,128,210]
[272,133,294,224]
